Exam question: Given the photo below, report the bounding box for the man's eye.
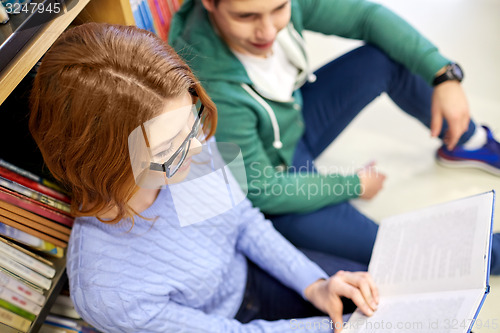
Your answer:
[238,13,255,19]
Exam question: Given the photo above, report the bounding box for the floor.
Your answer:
[303,0,500,331]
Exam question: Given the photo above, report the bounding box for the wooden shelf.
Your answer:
[0,0,134,106]
[0,0,91,105]
[78,0,134,26]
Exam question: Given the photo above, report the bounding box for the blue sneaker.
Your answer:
[437,126,500,175]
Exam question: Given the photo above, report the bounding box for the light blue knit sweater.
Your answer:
[66,186,333,332]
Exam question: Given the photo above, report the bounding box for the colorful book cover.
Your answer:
[130,0,146,30]
[0,255,52,290]
[0,166,71,204]
[0,187,74,227]
[0,235,55,267]
[0,306,32,332]
[148,0,166,40]
[0,214,68,248]
[0,298,36,321]
[0,159,68,196]
[139,0,156,34]
[0,269,46,306]
[0,236,56,278]
[155,0,172,37]
[0,204,71,240]
[0,176,71,214]
[0,286,41,317]
[0,267,44,294]
[0,221,64,258]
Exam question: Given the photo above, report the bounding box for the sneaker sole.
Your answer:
[436,157,500,176]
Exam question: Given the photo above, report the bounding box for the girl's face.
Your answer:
[202,0,291,58]
[130,92,203,187]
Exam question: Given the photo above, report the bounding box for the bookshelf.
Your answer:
[0,0,134,331]
[0,0,134,105]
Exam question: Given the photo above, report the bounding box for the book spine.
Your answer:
[148,0,166,40]
[0,176,71,214]
[0,190,74,227]
[0,239,56,278]
[0,306,31,332]
[41,322,81,332]
[0,267,44,295]
[155,0,172,39]
[0,159,68,195]
[139,0,155,33]
[0,221,64,258]
[0,215,68,248]
[0,160,38,182]
[47,303,81,320]
[0,256,52,290]
[0,206,71,239]
[46,314,80,329]
[130,0,146,30]
[0,298,36,321]
[0,270,45,306]
[157,0,172,32]
[0,235,54,266]
[0,166,71,204]
[0,286,41,316]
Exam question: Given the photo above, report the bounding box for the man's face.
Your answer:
[203,0,291,57]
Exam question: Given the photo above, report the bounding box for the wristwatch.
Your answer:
[432,62,464,86]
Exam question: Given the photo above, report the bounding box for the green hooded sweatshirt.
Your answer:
[169,0,450,215]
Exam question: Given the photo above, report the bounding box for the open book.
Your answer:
[345,191,495,333]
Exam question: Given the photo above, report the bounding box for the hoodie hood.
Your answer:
[169,0,251,85]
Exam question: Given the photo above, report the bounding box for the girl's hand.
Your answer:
[304,271,379,332]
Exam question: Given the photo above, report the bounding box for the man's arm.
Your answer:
[212,82,361,214]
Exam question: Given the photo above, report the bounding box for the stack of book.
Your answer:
[129,0,181,41]
[0,236,56,331]
[0,159,73,257]
[0,159,74,332]
[39,289,102,333]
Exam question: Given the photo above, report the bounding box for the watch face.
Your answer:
[449,63,464,81]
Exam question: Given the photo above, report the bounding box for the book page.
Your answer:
[369,192,493,296]
[344,288,485,333]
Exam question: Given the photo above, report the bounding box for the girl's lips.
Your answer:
[251,41,274,50]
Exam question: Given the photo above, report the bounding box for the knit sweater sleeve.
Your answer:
[213,83,361,215]
[235,197,329,298]
[295,0,450,84]
[71,287,333,332]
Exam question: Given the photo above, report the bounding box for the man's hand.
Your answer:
[431,81,470,150]
[304,271,379,332]
[357,162,386,200]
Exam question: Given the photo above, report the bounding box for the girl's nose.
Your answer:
[187,137,202,157]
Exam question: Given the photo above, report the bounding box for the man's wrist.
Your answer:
[433,62,464,86]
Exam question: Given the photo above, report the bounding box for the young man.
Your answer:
[169,0,500,272]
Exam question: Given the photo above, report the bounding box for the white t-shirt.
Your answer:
[233,41,299,102]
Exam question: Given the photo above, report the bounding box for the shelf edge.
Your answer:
[0,0,91,106]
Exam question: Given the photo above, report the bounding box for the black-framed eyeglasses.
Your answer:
[149,104,204,178]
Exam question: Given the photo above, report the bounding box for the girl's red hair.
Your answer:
[29,23,217,224]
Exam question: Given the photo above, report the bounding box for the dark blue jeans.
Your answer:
[269,44,477,265]
[235,248,367,323]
